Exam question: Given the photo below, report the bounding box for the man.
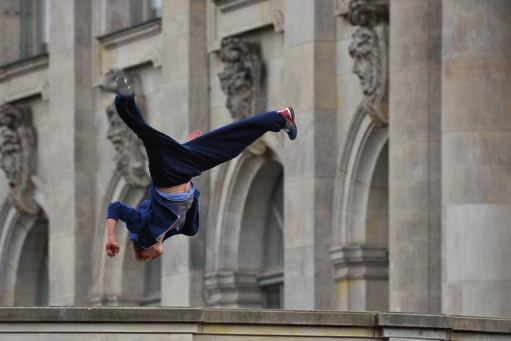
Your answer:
[106,76,297,261]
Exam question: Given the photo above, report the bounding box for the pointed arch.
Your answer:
[330,110,389,310]
[0,202,48,306]
[205,140,284,308]
[89,172,158,306]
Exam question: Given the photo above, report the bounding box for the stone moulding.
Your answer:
[0,53,49,82]
[208,0,284,51]
[1,307,511,339]
[101,69,150,188]
[330,244,388,280]
[0,104,39,215]
[97,18,162,50]
[204,271,263,307]
[343,0,389,125]
[217,37,264,120]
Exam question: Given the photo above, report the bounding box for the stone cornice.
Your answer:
[0,308,510,335]
[97,18,161,50]
[0,53,49,82]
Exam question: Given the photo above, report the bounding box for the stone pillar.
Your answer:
[47,0,95,305]
[283,0,337,309]
[442,0,511,316]
[388,0,442,312]
[159,0,209,307]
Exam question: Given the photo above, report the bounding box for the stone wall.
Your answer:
[0,0,510,319]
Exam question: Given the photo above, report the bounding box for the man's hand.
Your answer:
[106,239,120,257]
[188,130,203,141]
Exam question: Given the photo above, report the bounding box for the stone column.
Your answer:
[442,0,511,316]
[283,0,337,309]
[388,0,442,312]
[47,0,95,305]
[159,0,209,307]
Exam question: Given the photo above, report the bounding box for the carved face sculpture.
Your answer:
[349,27,379,96]
[219,68,254,117]
[106,106,148,186]
[218,38,260,119]
[106,106,131,168]
[0,125,22,187]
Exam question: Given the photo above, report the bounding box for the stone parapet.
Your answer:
[0,308,510,340]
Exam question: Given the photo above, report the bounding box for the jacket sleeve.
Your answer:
[181,198,200,236]
[107,201,141,227]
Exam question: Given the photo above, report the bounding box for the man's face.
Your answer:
[141,241,164,261]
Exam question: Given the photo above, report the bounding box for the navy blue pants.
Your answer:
[114,95,286,187]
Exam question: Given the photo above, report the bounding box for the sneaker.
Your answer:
[115,74,135,98]
[278,107,297,140]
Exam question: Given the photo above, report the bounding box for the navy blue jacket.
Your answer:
[107,184,200,249]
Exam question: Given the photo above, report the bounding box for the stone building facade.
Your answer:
[0,0,510,318]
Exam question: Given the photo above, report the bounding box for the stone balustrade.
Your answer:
[0,307,510,340]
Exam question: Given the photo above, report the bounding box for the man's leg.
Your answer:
[114,95,180,145]
[183,111,287,172]
[114,95,201,187]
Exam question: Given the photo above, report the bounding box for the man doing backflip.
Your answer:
[105,76,297,261]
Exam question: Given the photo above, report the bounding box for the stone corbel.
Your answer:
[272,10,285,33]
[330,244,388,281]
[343,0,389,125]
[149,47,162,69]
[217,37,265,120]
[40,81,50,101]
[205,271,263,308]
[101,69,150,188]
[0,104,39,215]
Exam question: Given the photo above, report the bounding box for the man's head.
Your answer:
[131,240,164,262]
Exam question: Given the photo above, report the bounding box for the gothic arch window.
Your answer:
[331,114,388,311]
[0,207,49,306]
[258,173,283,309]
[142,257,161,306]
[238,160,284,308]
[366,142,388,248]
[14,214,48,306]
[121,223,161,306]
[205,149,285,309]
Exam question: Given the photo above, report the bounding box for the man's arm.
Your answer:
[105,201,140,257]
[106,218,120,257]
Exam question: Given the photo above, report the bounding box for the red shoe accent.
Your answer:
[278,107,294,121]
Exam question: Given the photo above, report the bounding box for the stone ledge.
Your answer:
[0,53,49,82]
[97,18,161,49]
[1,308,511,334]
[377,312,452,329]
[453,316,511,334]
[0,307,374,327]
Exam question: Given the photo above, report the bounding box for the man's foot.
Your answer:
[115,74,135,98]
[278,107,297,140]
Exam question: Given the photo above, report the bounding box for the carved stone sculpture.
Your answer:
[218,37,263,120]
[0,104,39,214]
[344,0,388,125]
[102,69,150,187]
